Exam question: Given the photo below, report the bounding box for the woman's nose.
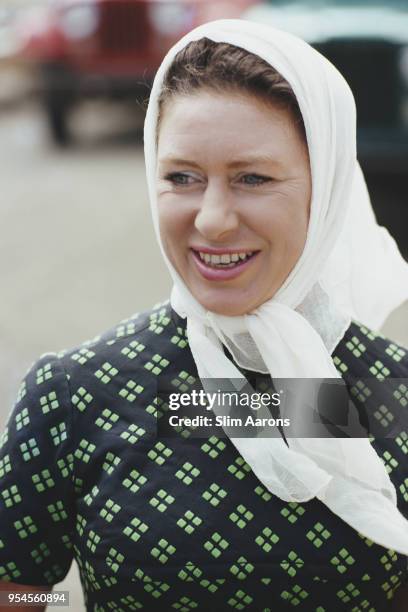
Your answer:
[194,183,239,240]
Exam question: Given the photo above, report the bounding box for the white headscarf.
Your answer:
[144,19,408,555]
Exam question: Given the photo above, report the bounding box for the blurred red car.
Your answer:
[17,0,258,144]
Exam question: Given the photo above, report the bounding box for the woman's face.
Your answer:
[156,89,312,316]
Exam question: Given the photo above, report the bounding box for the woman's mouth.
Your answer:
[190,248,260,281]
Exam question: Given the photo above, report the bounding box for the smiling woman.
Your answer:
[1,18,408,612]
[156,89,311,315]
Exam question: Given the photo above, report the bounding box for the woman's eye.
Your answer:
[164,172,195,186]
[240,174,272,186]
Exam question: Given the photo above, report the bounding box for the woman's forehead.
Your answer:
[156,90,307,164]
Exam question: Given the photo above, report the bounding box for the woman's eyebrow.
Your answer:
[227,154,283,168]
[158,155,282,168]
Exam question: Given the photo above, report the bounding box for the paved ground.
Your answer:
[0,100,407,610]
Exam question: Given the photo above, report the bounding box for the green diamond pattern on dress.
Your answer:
[121,340,145,360]
[49,422,67,446]
[227,588,253,610]
[47,500,68,522]
[400,478,408,502]
[19,437,40,461]
[14,516,37,539]
[100,499,121,523]
[330,547,355,573]
[36,363,53,385]
[95,408,119,431]
[255,527,280,552]
[0,455,11,479]
[171,370,197,393]
[280,583,309,606]
[336,582,360,604]
[395,431,408,454]
[332,355,348,374]
[15,407,30,430]
[204,532,229,559]
[202,482,228,507]
[380,550,398,571]
[120,423,146,445]
[374,405,395,428]
[175,462,200,485]
[32,468,55,492]
[119,594,143,609]
[32,541,51,564]
[229,556,254,579]
[177,562,226,593]
[350,379,372,403]
[71,347,96,365]
[106,547,124,573]
[83,485,99,506]
[171,594,199,610]
[369,360,391,380]
[394,383,408,407]
[171,328,188,349]
[133,567,171,597]
[74,438,96,463]
[381,573,403,599]
[149,488,175,513]
[382,450,399,473]
[227,457,252,480]
[229,504,254,529]
[102,452,121,475]
[0,301,407,609]
[254,484,273,502]
[201,436,226,459]
[151,538,176,564]
[118,380,144,402]
[71,386,93,412]
[306,522,331,548]
[148,310,172,336]
[147,441,173,465]
[0,560,21,580]
[385,343,406,362]
[94,362,119,385]
[146,395,167,419]
[56,454,73,479]
[115,319,139,339]
[346,336,366,358]
[280,550,304,577]
[144,353,170,376]
[123,516,149,542]
[76,514,86,537]
[40,391,60,414]
[86,530,101,553]
[177,510,203,535]
[281,502,306,524]
[122,469,147,494]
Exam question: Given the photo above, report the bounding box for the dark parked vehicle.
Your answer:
[16,0,258,144]
[243,0,408,173]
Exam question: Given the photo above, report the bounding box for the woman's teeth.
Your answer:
[197,251,253,268]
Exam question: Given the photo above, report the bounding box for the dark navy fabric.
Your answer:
[0,300,407,611]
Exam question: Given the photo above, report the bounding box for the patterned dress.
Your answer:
[0,300,407,611]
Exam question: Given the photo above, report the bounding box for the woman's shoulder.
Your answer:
[332,319,408,378]
[39,298,180,381]
[3,299,180,433]
[59,298,175,361]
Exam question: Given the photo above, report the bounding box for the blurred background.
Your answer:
[0,0,407,608]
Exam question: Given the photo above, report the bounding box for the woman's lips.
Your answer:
[190,248,259,281]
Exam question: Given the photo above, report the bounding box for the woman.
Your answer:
[1,18,408,612]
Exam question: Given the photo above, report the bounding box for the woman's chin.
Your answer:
[190,288,262,317]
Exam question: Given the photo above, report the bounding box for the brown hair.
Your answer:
[156,37,306,142]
